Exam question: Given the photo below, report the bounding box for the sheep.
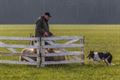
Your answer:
[20,48,65,62]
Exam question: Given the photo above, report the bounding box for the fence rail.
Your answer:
[0,36,84,67]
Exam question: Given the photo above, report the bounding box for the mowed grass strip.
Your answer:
[0,24,120,80]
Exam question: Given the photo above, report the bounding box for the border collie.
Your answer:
[87,51,113,66]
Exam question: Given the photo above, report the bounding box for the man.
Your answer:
[35,12,53,37]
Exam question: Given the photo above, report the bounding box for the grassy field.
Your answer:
[0,24,120,80]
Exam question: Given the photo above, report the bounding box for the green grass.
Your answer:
[0,24,120,80]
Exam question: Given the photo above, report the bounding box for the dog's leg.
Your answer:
[108,56,113,65]
[104,55,113,66]
[104,59,110,66]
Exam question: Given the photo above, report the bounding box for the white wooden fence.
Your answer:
[0,36,84,67]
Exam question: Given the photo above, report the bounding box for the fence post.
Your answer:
[37,37,42,68]
[40,37,45,67]
[80,36,85,64]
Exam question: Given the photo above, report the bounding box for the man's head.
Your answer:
[44,12,51,21]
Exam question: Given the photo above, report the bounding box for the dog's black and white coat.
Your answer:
[87,51,113,65]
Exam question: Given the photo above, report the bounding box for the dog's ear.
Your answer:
[90,50,94,53]
[87,55,89,58]
[87,51,90,58]
[87,54,91,59]
[87,51,94,59]
[87,51,92,59]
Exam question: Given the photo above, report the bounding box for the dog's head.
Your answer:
[87,51,94,59]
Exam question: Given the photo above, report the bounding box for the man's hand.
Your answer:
[44,32,48,37]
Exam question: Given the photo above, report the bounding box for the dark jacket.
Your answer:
[35,16,49,37]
